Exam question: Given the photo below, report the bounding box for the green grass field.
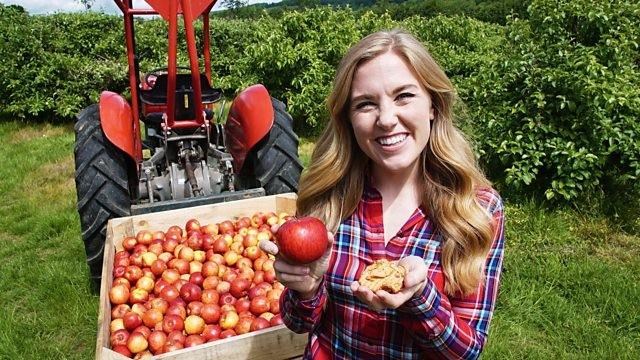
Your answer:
[0,122,638,359]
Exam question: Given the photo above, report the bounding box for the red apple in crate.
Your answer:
[163,340,184,353]
[127,332,148,353]
[110,329,130,347]
[180,282,202,302]
[112,344,133,358]
[110,285,130,305]
[165,330,185,345]
[187,301,204,316]
[185,334,205,348]
[201,303,221,324]
[184,315,206,335]
[219,311,239,330]
[229,278,251,298]
[234,298,251,313]
[147,330,167,354]
[250,296,270,316]
[122,236,137,252]
[202,324,221,341]
[132,325,151,339]
[123,312,143,331]
[276,217,329,264]
[185,218,201,232]
[112,304,131,319]
[142,308,163,328]
[270,313,284,326]
[201,289,220,305]
[162,314,184,333]
[250,317,271,332]
[234,316,253,335]
[220,329,236,339]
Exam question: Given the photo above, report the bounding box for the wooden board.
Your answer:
[96,193,307,360]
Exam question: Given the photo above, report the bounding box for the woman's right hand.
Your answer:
[259,225,334,300]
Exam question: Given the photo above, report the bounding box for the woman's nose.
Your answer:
[376,104,398,129]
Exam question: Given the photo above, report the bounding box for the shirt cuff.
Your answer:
[400,279,440,318]
[286,278,326,309]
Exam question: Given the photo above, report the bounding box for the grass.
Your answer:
[0,122,638,359]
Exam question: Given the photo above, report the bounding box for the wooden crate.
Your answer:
[96,193,308,360]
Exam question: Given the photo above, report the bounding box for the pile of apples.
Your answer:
[108,212,289,358]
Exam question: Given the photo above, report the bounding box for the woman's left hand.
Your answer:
[350,256,428,311]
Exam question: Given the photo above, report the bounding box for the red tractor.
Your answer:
[73,0,302,287]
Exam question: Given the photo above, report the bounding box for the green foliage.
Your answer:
[468,0,640,203]
[1,2,639,205]
[0,8,125,120]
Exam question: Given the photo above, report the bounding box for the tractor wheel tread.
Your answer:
[74,104,131,288]
[239,97,302,195]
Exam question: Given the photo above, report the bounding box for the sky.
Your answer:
[1,0,281,14]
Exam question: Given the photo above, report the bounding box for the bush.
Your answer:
[468,0,640,202]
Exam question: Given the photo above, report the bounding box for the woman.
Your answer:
[261,29,505,359]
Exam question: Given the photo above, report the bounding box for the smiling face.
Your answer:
[349,51,434,182]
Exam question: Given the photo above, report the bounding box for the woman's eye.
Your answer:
[355,101,374,110]
[397,92,415,101]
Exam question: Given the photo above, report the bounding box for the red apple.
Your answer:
[202,324,221,341]
[111,304,131,319]
[109,285,130,305]
[270,313,284,326]
[110,329,130,347]
[229,278,251,298]
[180,282,202,302]
[112,344,133,357]
[201,288,220,305]
[150,259,167,276]
[219,292,237,306]
[184,315,206,335]
[162,314,184,333]
[219,311,239,330]
[219,329,236,339]
[276,217,328,264]
[234,316,253,335]
[184,334,205,348]
[201,262,219,278]
[187,301,204,316]
[167,330,186,344]
[250,317,271,332]
[201,303,221,324]
[202,275,220,290]
[124,265,144,284]
[142,308,163,328]
[185,219,201,233]
[123,311,143,331]
[189,272,205,287]
[250,296,270,316]
[122,237,137,252]
[234,298,251,314]
[160,285,180,303]
[211,237,228,254]
[218,220,234,235]
[147,330,167,354]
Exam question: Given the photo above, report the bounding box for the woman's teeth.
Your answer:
[376,134,407,146]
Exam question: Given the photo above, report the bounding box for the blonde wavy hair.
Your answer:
[297,29,494,296]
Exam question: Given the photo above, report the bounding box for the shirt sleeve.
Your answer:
[280,277,327,334]
[399,190,505,359]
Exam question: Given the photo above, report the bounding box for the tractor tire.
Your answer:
[74,104,131,289]
[240,98,303,195]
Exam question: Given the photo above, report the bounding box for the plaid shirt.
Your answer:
[281,184,505,359]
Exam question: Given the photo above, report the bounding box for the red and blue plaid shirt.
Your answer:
[281,184,505,359]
